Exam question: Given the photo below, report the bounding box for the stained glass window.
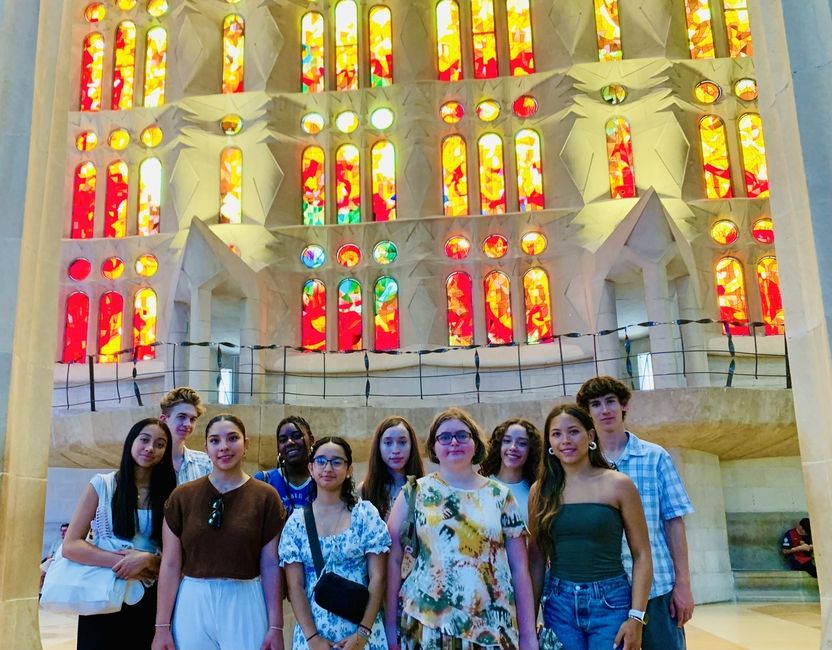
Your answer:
[71,162,97,239]
[710,219,738,245]
[484,270,513,344]
[699,116,733,199]
[482,234,508,259]
[143,26,167,107]
[445,236,471,259]
[684,0,715,59]
[76,131,98,151]
[220,114,243,135]
[523,268,552,344]
[369,6,393,87]
[301,245,326,269]
[63,292,90,363]
[68,258,92,281]
[98,291,124,363]
[606,117,636,199]
[80,33,104,111]
[138,157,162,236]
[302,146,326,226]
[694,80,721,104]
[102,257,125,280]
[724,0,752,58]
[752,217,774,244]
[371,141,397,221]
[109,128,130,150]
[600,84,627,104]
[302,279,326,350]
[515,129,544,211]
[472,0,498,79]
[135,254,159,277]
[374,276,399,350]
[735,78,758,101]
[370,107,394,130]
[513,95,538,117]
[104,160,128,238]
[475,100,500,122]
[338,278,363,351]
[715,256,749,335]
[373,241,398,264]
[301,113,325,135]
[756,256,784,335]
[336,144,361,224]
[223,14,245,94]
[301,12,325,93]
[335,1,359,91]
[436,0,463,81]
[447,271,474,346]
[440,101,464,124]
[220,147,243,224]
[594,0,622,62]
[337,243,361,268]
[133,288,157,360]
[442,135,469,216]
[335,111,360,133]
[506,0,534,76]
[520,232,546,255]
[478,134,506,215]
[112,22,136,110]
[141,125,163,148]
[738,113,769,198]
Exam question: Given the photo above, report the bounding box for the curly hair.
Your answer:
[159,386,206,417]
[310,436,358,510]
[479,418,543,484]
[426,407,487,465]
[575,376,631,418]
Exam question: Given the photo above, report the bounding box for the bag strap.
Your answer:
[303,505,325,578]
[404,475,419,556]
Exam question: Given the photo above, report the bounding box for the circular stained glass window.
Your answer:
[301,245,326,269]
[301,113,325,135]
[370,107,394,130]
[520,232,547,255]
[84,3,106,22]
[108,128,130,150]
[140,124,163,148]
[102,257,125,280]
[694,80,721,104]
[475,100,501,122]
[220,114,243,135]
[710,219,739,245]
[147,0,168,17]
[116,0,136,8]
[513,95,538,118]
[600,84,628,105]
[373,240,398,265]
[135,254,159,277]
[337,244,361,268]
[439,101,464,124]
[334,111,360,134]
[445,235,471,260]
[752,217,775,244]
[735,78,758,101]
[482,234,508,259]
[76,131,98,152]
[68,258,92,281]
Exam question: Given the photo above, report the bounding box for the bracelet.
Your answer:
[269,625,283,631]
[306,632,320,642]
[154,623,171,628]
[356,625,371,639]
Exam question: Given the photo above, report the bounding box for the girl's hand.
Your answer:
[307,635,333,650]
[112,551,153,579]
[259,627,284,650]
[613,618,643,650]
[151,627,175,650]
[335,631,368,650]
[518,630,539,650]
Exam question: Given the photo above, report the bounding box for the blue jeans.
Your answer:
[542,574,631,650]
[642,592,686,650]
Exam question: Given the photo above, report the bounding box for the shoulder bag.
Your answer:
[398,475,420,577]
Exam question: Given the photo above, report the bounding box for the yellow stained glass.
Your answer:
[484,270,513,344]
[97,291,124,363]
[302,146,326,226]
[369,6,393,87]
[600,84,627,105]
[108,128,130,150]
[223,14,245,94]
[606,118,636,199]
[477,133,506,215]
[472,0,498,79]
[594,0,622,62]
[133,288,157,360]
[102,257,125,280]
[506,0,535,76]
[738,113,769,198]
[85,3,106,23]
[301,112,325,134]
[335,111,359,133]
[475,99,500,122]
[138,157,162,235]
[220,147,243,224]
[735,78,758,101]
[147,0,168,18]
[756,256,785,335]
[76,131,98,151]
[335,144,361,224]
[523,267,553,344]
[117,0,136,9]
[221,114,243,135]
[104,160,129,239]
[442,135,468,216]
[112,21,137,110]
[140,124,163,147]
[684,0,715,59]
[143,26,167,107]
[520,232,547,255]
[715,256,749,335]
[135,254,159,277]
[752,217,774,244]
[80,32,104,111]
[301,12,325,93]
[694,80,721,104]
[724,0,753,58]
[371,141,397,221]
[335,1,359,91]
[440,101,464,124]
[515,129,544,211]
[710,219,738,245]
[436,0,463,81]
[699,115,733,199]
[445,236,471,259]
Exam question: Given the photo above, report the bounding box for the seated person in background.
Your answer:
[39,522,69,590]
[782,518,816,578]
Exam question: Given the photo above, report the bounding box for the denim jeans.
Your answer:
[642,592,686,650]
[542,574,631,650]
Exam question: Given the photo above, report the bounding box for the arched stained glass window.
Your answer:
[301,12,325,93]
[515,129,544,211]
[699,115,733,199]
[104,160,128,238]
[374,276,399,350]
[112,22,136,110]
[80,32,104,111]
[222,14,245,94]
[302,146,326,225]
[477,133,506,215]
[143,26,167,107]
[71,162,97,239]
[133,288,157,360]
[335,1,359,91]
[97,291,124,363]
[220,147,242,224]
[338,278,363,351]
[472,0,498,79]
[371,141,397,221]
[335,144,361,224]
[442,135,469,216]
[368,6,393,87]
[138,157,161,236]
[606,117,636,199]
[484,270,513,344]
[715,256,749,335]
[684,0,715,59]
[447,271,474,346]
[436,0,463,81]
[302,279,327,351]
[506,0,535,75]
[738,113,769,198]
[756,256,785,335]
[523,267,552,344]
[724,0,753,58]
[63,292,90,363]
[594,0,622,62]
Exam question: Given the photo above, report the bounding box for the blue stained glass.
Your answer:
[301,244,326,269]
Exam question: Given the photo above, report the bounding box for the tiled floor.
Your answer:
[40,601,821,649]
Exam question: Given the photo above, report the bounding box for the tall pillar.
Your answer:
[188,287,214,397]
[238,295,263,404]
[642,262,680,389]
[676,276,710,388]
[596,280,620,377]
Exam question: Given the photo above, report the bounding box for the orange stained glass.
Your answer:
[752,216,774,244]
[523,267,552,344]
[302,279,326,351]
[442,135,469,216]
[482,234,508,259]
[699,115,733,199]
[371,141,397,221]
[724,0,753,58]
[738,113,769,198]
[594,0,622,62]
[71,162,97,240]
[220,147,243,224]
[756,256,785,335]
[138,157,162,235]
[606,117,636,199]
[302,146,326,226]
[520,231,546,255]
[335,1,359,91]
[436,0,463,82]
[447,271,474,346]
[112,21,137,110]
[715,256,750,335]
[684,0,715,59]
[63,292,90,363]
[338,278,363,351]
[80,32,104,111]
[76,131,98,151]
[85,3,106,22]
[472,0,498,79]
[97,291,124,363]
[143,27,167,107]
[104,160,129,238]
[335,144,361,225]
[374,276,399,350]
[506,0,535,76]
[515,129,544,211]
[102,257,125,280]
[301,12,325,93]
[445,235,471,259]
[141,124,163,148]
[223,14,245,94]
[694,80,721,104]
[369,6,393,87]
[221,114,243,135]
[478,133,506,215]
[735,78,758,101]
[337,243,361,268]
[484,270,513,344]
[133,288,157,360]
[710,219,738,245]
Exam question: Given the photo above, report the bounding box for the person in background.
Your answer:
[40,522,70,589]
[158,387,210,485]
[255,415,317,516]
[782,518,816,578]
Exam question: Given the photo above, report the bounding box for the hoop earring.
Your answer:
[548,447,555,456]
[588,441,598,451]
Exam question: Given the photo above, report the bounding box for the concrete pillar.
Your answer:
[238,296,262,404]
[596,280,620,377]
[188,287,214,397]
[676,276,710,388]
[167,300,190,390]
[642,262,679,389]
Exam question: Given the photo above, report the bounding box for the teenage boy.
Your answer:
[254,415,316,515]
[159,386,211,485]
[577,376,695,650]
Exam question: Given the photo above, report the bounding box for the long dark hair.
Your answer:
[205,412,247,438]
[310,436,357,510]
[112,418,176,546]
[479,418,543,484]
[361,417,425,520]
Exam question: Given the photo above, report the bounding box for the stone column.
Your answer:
[595,280,620,377]
[642,262,680,389]
[188,287,214,397]
[676,276,710,388]
[238,295,262,404]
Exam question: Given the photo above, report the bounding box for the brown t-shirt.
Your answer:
[165,476,286,579]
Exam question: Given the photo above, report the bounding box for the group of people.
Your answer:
[56,376,695,650]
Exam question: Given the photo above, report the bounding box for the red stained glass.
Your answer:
[62,292,90,363]
[220,147,243,224]
[143,26,167,107]
[80,32,104,111]
[97,291,124,363]
[478,133,506,215]
[71,162,97,239]
[336,144,361,224]
[756,256,784,335]
[512,95,538,118]
[369,6,393,87]
[715,256,749,335]
[102,257,125,280]
[436,0,462,82]
[606,117,636,199]
[302,146,326,226]
[442,135,469,216]
[301,12,325,93]
[104,160,128,238]
[132,288,157,360]
[506,0,535,76]
[515,129,544,211]
[112,21,137,110]
[484,270,513,344]
[752,217,774,244]
[446,271,474,346]
[472,0,498,79]
[374,276,399,350]
[482,234,508,259]
[699,116,733,199]
[371,141,397,221]
[445,235,471,259]
[440,101,464,124]
[223,14,245,94]
[523,267,552,344]
[338,278,363,351]
[684,0,715,59]
[68,258,92,281]
[302,279,326,351]
[337,243,361,268]
[738,113,769,198]
[710,220,738,245]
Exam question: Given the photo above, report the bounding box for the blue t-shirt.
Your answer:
[254,467,316,515]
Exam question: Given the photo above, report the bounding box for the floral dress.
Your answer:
[399,474,527,650]
[279,499,391,649]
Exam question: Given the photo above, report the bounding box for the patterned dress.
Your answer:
[400,473,527,650]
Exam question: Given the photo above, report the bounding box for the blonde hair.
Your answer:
[159,387,205,417]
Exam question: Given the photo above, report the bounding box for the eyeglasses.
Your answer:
[208,495,224,529]
[311,456,348,469]
[435,431,473,445]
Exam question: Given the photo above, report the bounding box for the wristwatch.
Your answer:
[628,608,649,625]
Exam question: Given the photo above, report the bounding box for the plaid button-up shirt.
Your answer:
[175,446,212,485]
